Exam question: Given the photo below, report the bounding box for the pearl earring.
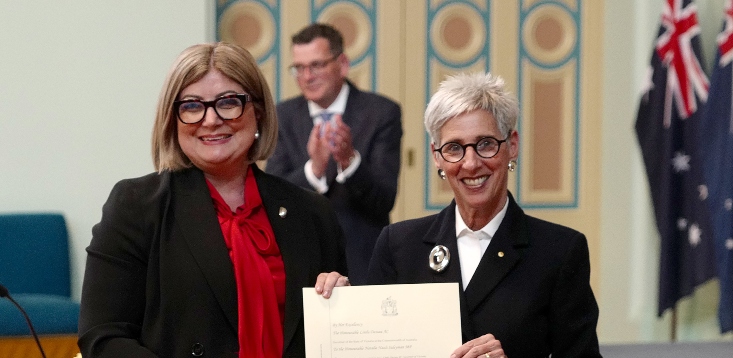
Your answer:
[254,130,260,139]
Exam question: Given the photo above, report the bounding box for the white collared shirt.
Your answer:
[307,82,349,121]
[455,198,509,290]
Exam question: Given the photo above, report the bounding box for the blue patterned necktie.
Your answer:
[319,111,333,136]
[321,111,333,122]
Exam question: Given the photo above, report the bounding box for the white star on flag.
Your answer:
[689,223,702,247]
[672,151,691,172]
[677,217,688,230]
[698,185,708,200]
[726,238,733,250]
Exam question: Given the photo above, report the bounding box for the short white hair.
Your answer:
[424,72,519,145]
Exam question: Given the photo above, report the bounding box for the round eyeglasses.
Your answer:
[173,93,252,124]
[434,136,509,163]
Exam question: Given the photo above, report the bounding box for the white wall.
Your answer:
[0,0,214,300]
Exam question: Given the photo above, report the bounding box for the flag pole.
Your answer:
[670,306,677,342]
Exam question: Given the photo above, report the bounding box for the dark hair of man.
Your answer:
[291,23,344,56]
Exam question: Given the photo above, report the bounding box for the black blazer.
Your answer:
[367,193,601,358]
[78,166,347,358]
[266,81,402,285]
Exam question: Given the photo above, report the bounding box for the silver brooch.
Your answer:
[429,245,450,272]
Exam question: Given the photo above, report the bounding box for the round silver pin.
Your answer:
[429,245,450,272]
[278,207,287,218]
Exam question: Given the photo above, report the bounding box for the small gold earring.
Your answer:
[508,160,517,172]
[437,169,447,180]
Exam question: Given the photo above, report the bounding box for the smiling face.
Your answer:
[176,69,257,177]
[291,37,348,108]
[433,109,519,223]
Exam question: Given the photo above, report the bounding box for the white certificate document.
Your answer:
[302,282,462,358]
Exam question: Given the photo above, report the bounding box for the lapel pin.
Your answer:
[429,245,450,272]
[278,207,287,218]
[498,251,504,258]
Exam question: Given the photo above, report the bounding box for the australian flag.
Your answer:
[700,0,733,333]
[635,0,718,318]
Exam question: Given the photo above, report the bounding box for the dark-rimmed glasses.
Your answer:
[434,136,509,163]
[288,54,340,77]
[173,93,252,124]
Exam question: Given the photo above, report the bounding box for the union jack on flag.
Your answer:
[636,0,718,318]
[655,0,709,124]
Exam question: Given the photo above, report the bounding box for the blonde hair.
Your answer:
[152,42,278,172]
[424,72,518,145]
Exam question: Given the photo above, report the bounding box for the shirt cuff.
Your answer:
[336,150,361,183]
[305,160,329,194]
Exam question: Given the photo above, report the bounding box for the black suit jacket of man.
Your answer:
[78,166,347,358]
[266,80,402,285]
[367,193,601,358]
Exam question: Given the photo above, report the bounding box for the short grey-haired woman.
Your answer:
[368,72,601,358]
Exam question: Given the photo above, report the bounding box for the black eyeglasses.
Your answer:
[288,54,340,77]
[173,93,252,124]
[434,136,509,163]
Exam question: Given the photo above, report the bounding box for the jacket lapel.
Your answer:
[172,166,323,350]
[340,80,360,130]
[463,194,529,313]
[422,202,477,341]
[339,82,368,145]
[173,168,239,332]
[253,166,314,351]
[292,98,314,149]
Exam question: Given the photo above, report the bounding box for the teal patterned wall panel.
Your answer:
[517,0,581,209]
[311,0,378,89]
[217,0,282,99]
[216,0,380,101]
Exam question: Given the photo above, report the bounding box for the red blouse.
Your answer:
[206,167,286,357]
